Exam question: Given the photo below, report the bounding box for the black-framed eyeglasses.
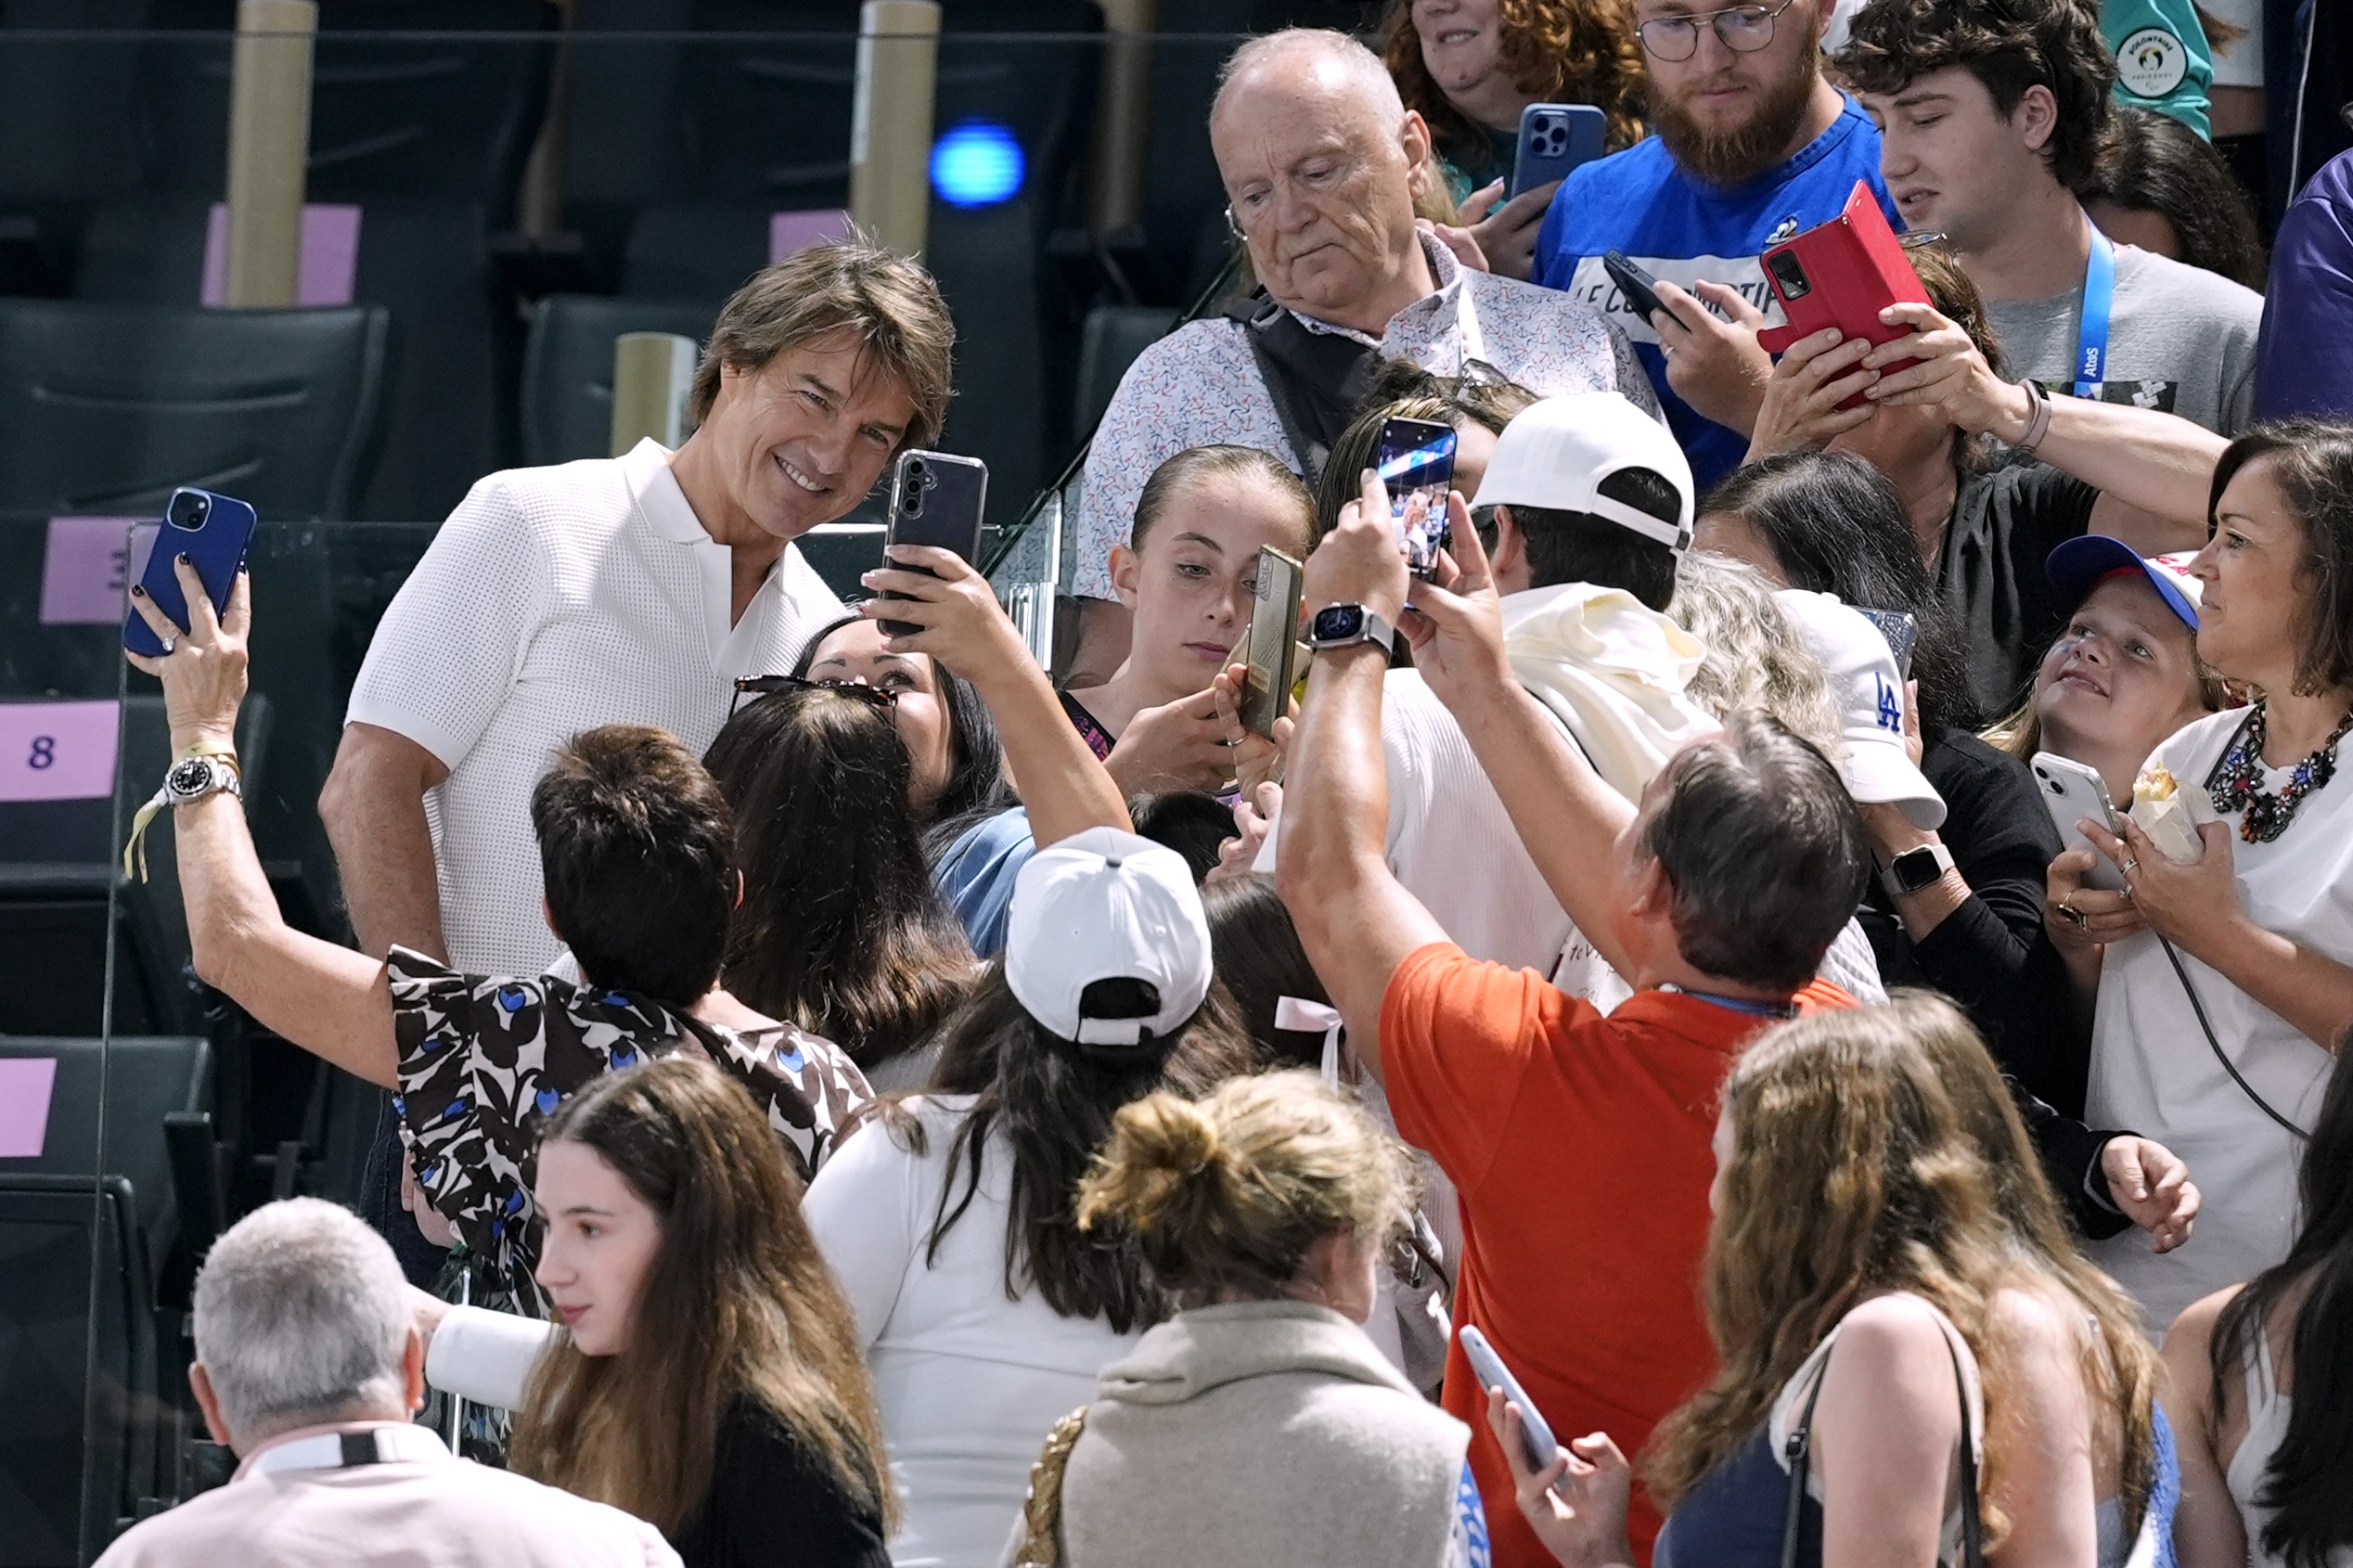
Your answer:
[727,675,898,720]
[1635,0,1803,62]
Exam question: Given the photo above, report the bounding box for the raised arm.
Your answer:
[859,545,1129,847]
[1274,499,1450,1081]
[1862,301,2222,554]
[131,561,399,1086]
[1395,491,1641,981]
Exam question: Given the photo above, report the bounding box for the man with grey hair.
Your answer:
[1066,27,1656,681]
[95,1199,675,1567]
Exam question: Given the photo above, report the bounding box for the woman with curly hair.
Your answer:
[1382,0,1643,278]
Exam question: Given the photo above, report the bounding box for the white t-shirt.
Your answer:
[347,439,843,973]
[804,1097,1146,1568]
[2088,708,2344,1330]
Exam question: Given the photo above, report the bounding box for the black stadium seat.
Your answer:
[0,300,389,521]
[521,294,715,467]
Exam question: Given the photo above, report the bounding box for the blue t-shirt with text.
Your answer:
[1531,98,1898,491]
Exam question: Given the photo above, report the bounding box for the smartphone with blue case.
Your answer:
[122,488,257,658]
[1510,103,1607,199]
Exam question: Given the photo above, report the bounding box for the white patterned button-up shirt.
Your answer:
[1073,234,1658,600]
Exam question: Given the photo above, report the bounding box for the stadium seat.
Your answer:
[0,300,389,521]
[0,2,149,297]
[521,294,715,467]
[1074,304,1177,440]
[0,1034,213,1559]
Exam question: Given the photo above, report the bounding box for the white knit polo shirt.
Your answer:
[346,438,844,974]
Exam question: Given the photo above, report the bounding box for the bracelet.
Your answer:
[2013,377,2052,456]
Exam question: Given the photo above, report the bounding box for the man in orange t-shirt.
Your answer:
[1278,479,1869,1568]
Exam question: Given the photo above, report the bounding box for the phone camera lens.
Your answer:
[906,458,929,484]
[1766,250,1810,301]
[168,492,210,532]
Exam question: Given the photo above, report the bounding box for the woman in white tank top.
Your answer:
[2161,1044,2353,1568]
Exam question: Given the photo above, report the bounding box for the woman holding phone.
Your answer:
[2060,422,2353,1330]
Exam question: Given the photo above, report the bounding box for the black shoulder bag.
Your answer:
[1221,291,1381,492]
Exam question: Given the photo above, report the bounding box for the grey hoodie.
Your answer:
[1044,1300,1472,1568]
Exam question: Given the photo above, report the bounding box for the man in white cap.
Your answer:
[1002,825,1216,1057]
[1265,391,1716,1004]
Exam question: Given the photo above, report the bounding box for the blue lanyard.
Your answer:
[2072,227,2115,400]
[1659,983,1797,1020]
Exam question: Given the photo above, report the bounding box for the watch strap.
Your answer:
[1880,841,1956,899]
[122,749,243,884]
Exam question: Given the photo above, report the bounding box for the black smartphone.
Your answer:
[1601,249,1666,328]
[1241,546,1303,741]
[1374,417,1457,582]
[1853,607,1918,681]
[881,449,987,638]
[123,488,257,658]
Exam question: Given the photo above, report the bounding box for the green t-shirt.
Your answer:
[2101,0,2215,138]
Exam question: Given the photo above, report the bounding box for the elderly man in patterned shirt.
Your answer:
[1066,27,1658,680]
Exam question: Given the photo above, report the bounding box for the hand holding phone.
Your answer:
[2033,752,2128,893]
[1459,1325,1561,1475]
[881,449,987,638]
[1601,250,1665,328]
[123,488,258,659]
[1753,182,1931,409]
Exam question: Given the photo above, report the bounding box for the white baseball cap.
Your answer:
[1469,392,1694,553]
[1004,827,1214,1052]
[1775,589,1948,830]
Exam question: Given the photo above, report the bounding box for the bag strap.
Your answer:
[1221,291,1378,492]
[1009,1405,1089,1568]
[1779,1326,1986,1568]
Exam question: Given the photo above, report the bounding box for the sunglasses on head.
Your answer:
[728,675,899,720]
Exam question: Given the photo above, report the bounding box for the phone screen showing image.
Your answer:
[1375,418,1458,581]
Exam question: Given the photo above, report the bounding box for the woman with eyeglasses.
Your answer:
[791,610,1012,842]
[1737,239,2225,720]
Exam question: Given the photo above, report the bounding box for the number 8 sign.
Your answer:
[0,701,120,802]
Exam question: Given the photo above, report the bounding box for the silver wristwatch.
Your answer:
[1305,602,1397,656]
[161,754,242,807]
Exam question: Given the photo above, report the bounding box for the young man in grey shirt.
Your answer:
[1837,0,2260,435]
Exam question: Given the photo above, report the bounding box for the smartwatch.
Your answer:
[1305,602,1395,656]
[1881,841,1955,898]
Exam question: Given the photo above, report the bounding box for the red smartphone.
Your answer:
[1754,181,1931,407]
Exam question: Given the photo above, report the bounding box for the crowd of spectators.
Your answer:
[91,2,2353,1567]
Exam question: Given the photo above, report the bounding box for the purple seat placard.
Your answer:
[39,516,143,625]
[770,209,851,264]
[200,202,363,307]
[0,1057,58,1158]
[0,700,120,803]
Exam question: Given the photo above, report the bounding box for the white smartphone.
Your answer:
[2031,752,2127,893]
[1458,1324,1559,1475]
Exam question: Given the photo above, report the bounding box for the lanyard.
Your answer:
[2072,227,2115,401]
[1659,983,1798,1020]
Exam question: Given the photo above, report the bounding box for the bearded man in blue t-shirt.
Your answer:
[1531,0,1898,490]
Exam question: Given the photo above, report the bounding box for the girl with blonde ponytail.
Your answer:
[1005,1071,1488,1568]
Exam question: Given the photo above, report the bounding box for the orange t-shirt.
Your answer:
[1380,942,1853,1568]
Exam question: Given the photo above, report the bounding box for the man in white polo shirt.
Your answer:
[319,237,952,1269]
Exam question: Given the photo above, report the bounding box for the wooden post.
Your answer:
[849,0,940,257]
[222,0,315,309]
[609,332,699,456]
[1087,0,1158,237]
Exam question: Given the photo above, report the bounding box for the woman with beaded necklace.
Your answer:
[2050,420,2353,1331]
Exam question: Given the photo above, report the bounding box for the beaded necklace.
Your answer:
[2204,700,2353,843]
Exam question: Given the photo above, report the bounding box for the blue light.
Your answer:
[931,121,1024,208]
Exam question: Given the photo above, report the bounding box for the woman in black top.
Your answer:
[1693,450,2194,1244]
[509,1056,895,1568]
[1740,239,2219,719]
